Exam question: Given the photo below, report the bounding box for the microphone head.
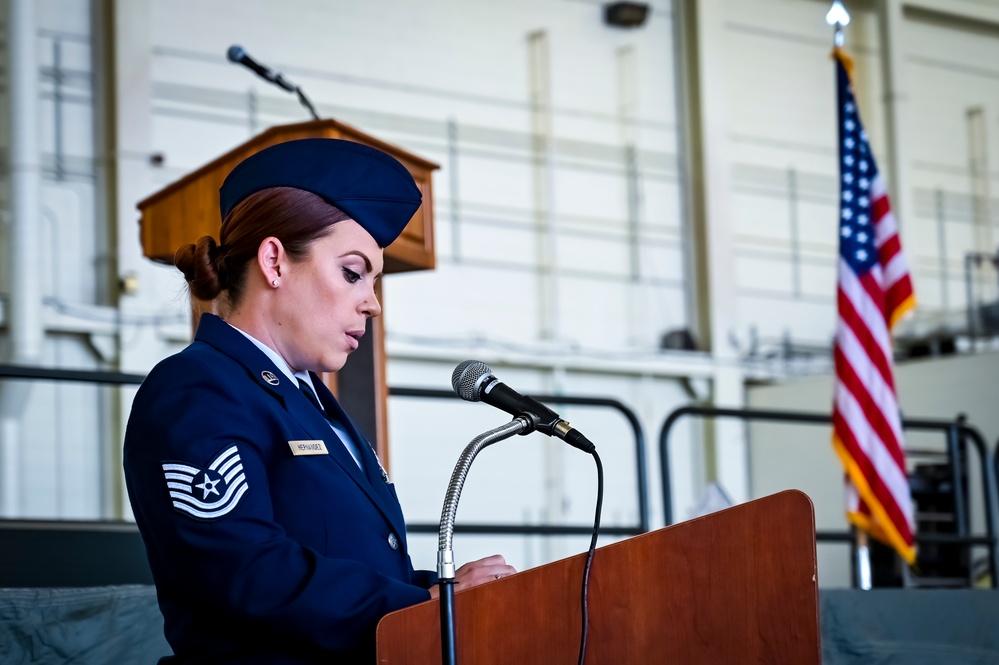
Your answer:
[226,45,245,63]
[451,360,493,402]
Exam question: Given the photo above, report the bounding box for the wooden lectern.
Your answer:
[377,490,821,663]
[136,120,439,465]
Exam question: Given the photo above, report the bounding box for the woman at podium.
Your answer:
[123,139,514,664]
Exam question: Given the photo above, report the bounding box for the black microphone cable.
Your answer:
[450,360,604,664]
[578,448,603,665]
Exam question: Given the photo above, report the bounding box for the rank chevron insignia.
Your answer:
[161,445,249,520]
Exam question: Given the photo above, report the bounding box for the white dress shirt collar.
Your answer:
[227,323,316,392]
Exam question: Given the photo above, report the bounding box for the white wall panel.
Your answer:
[734,192,794,242]
[903,11,999,317]
[553,168,629,220]
[448,156,535,214]
[722,0,878,348]
[798,260,836,300]
[557,232,632,277]
[797,200,838,246]
[736,254,794,293]
[641,177,682,227]
[139,0,685,357]
[18,338,104,519]
[0,1,119,518]
[558,275,633,346]
[384,264,542,341]
[639,244,685,283]
[737,294,836,343]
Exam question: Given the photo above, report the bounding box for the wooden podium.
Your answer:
[136,120,439,465]
[376,490,821,664]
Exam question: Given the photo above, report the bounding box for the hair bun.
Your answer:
[174,235,224,301]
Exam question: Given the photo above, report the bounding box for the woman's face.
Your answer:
[271,220,383,373]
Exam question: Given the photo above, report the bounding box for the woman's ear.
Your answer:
[257,236,286,287]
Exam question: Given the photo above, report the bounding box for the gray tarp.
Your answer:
[821,589,999,665]
[3,586,999,664]
[0,585,170,664]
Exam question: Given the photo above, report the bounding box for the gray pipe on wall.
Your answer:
[2,0,43,516]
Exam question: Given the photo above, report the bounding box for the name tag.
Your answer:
[288,440,329,456]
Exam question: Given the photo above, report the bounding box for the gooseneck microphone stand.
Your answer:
[226,45,320,120]
[436,416,534,665]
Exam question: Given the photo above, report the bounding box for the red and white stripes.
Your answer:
[833,173,916,564]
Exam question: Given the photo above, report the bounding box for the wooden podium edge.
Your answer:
[376,489,820,664]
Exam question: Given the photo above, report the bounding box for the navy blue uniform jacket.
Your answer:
[124,314,434,664]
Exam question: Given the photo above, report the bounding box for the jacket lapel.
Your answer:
[285,383,374,495]
[309,372,408,540]
[194,314,407,544]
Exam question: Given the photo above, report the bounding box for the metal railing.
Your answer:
[6,362,996,583]
[389,386,650,537]
[0,365,651,539]
[659,405,999,588]
[0,363,145,385]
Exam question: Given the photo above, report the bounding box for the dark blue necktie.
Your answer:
[299,381,334,422]
[298,379,389,483]
[299,380,372,474]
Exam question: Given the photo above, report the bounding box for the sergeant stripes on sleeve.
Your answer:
[161,445,249,520]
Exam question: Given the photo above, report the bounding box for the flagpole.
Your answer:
[828,0,877,590]
[856,530,873,590]
[826,0,848,48]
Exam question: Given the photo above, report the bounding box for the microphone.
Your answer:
[451,360,595,454]
[226,45,295,92]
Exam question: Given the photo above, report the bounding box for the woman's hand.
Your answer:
[427,554,517,599]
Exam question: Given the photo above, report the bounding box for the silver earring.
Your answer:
[272,279,279,287]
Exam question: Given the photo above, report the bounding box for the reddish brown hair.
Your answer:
[174,187,350,305]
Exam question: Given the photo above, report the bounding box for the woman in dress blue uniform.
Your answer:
[124,139,514,664]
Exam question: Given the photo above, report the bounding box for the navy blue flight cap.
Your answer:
[219,138,421,247]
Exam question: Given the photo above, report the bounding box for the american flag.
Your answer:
[832,49,916,565]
